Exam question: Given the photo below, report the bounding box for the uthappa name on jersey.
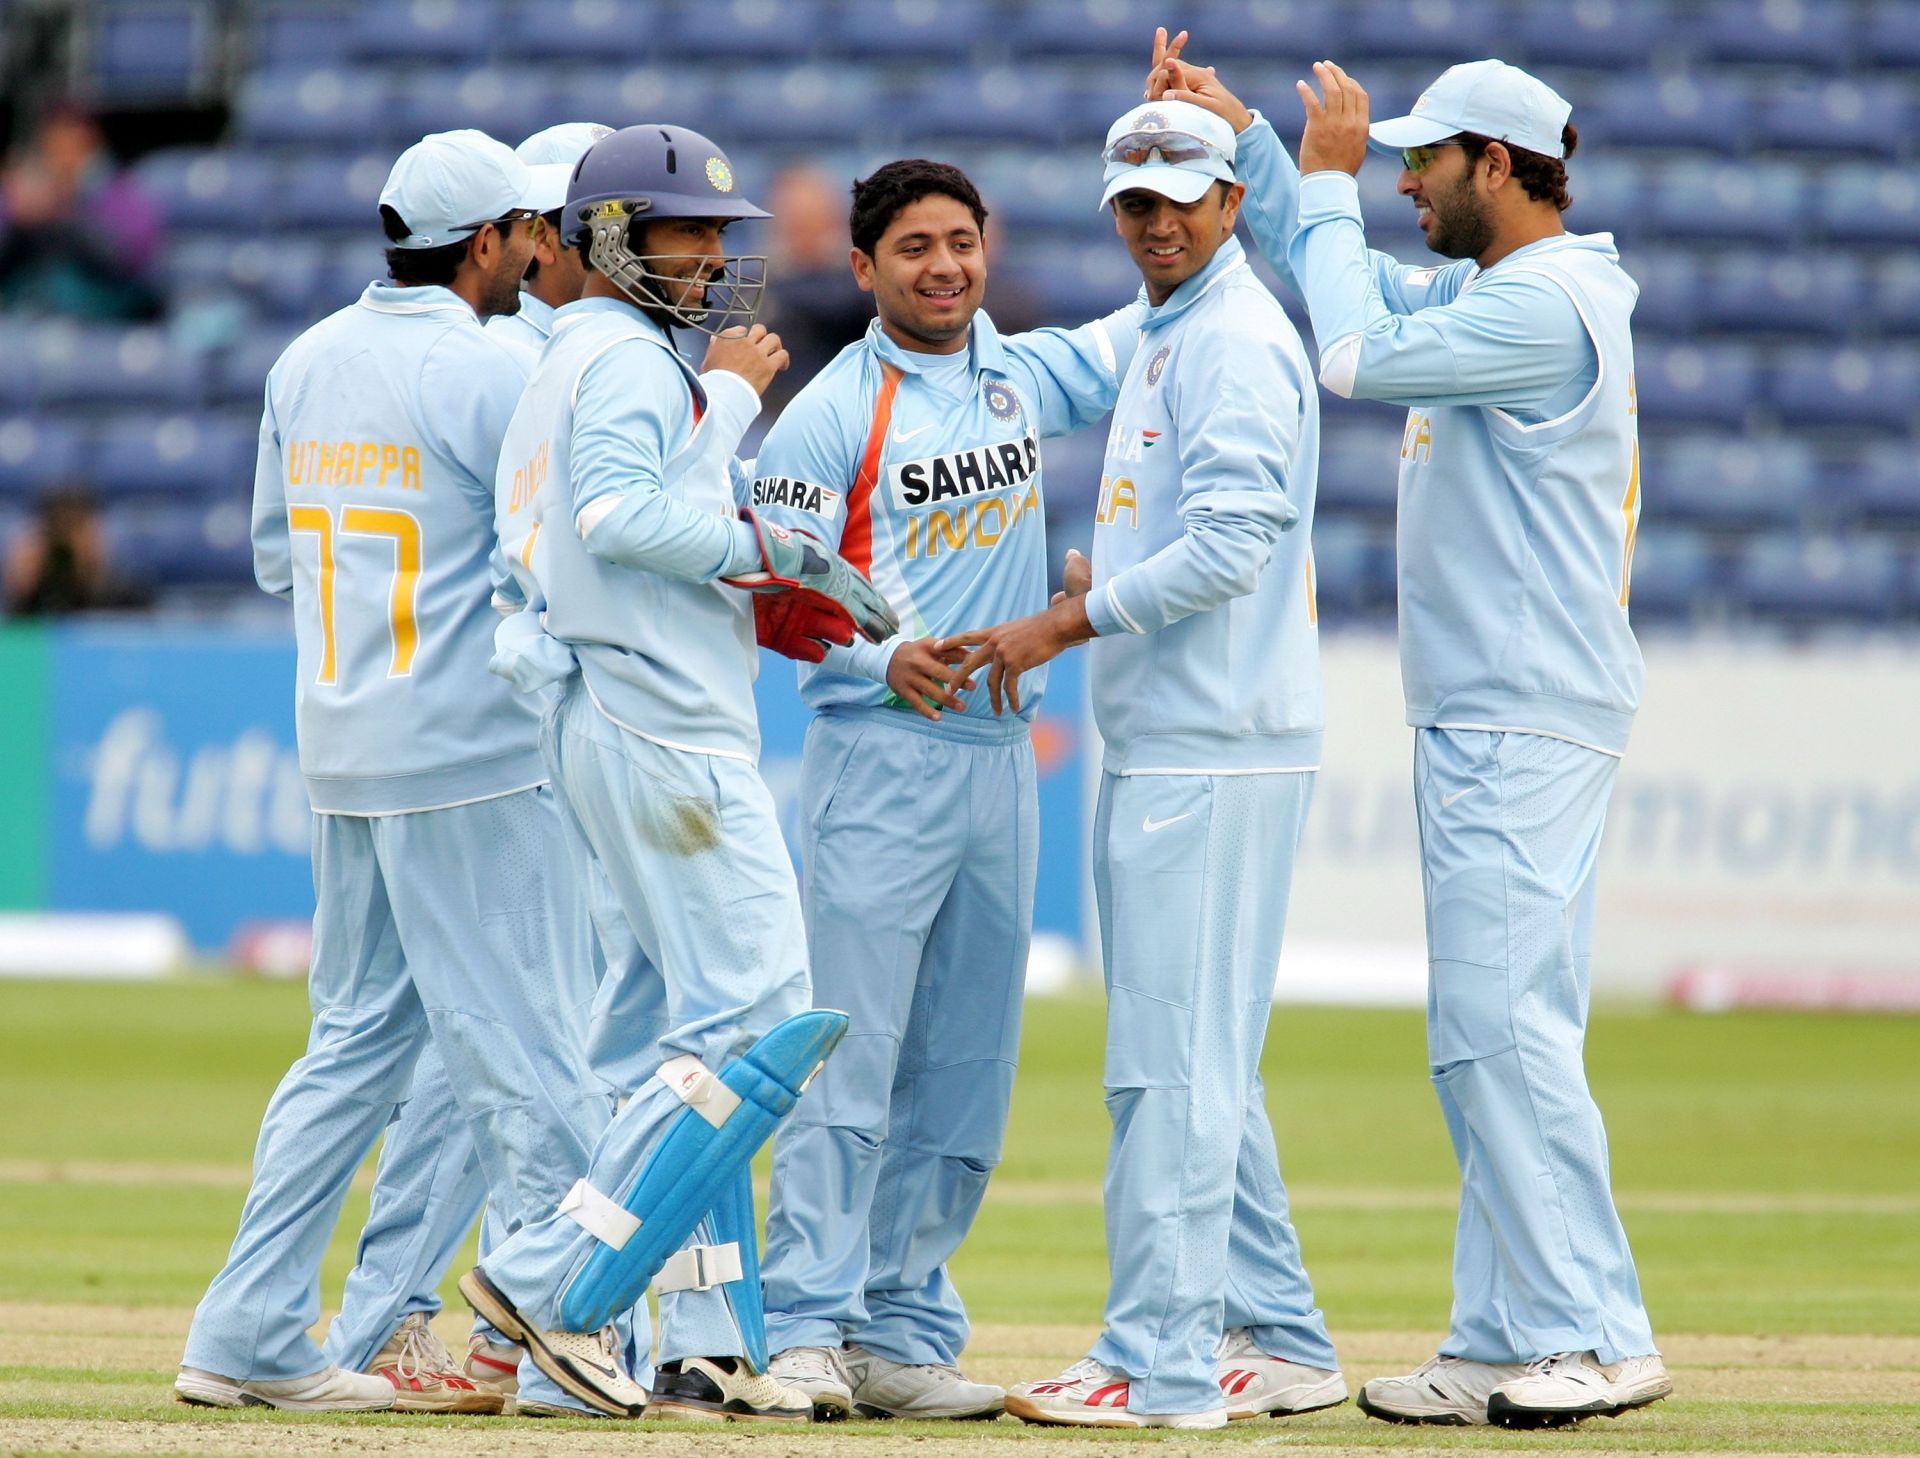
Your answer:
[886,429,1039,511]
[753,474,843,517]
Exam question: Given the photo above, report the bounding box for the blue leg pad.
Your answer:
[712,1165,767,1372]
[558,1010,847,1333]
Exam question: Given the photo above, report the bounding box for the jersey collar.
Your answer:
[863,308,1012,378]
[356,282,479,320]
[551,293,673,343]
[511,290,557,339]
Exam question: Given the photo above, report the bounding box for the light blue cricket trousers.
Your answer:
[320,794,662,1374]
[483,678,810,1374]
[1415,728,1657,1366]
[1086,770,1338,1416]
[763,706,1035,1368]
[181,787,606,1382]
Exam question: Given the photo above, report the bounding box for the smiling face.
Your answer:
[635,216,733,312]
[851,193,987,354]
[1399,144,1496,261]
[1111,181,1243,305]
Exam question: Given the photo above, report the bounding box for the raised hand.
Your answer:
[701,323,790,397]
[1297,60,1370,177]
[1144,26,1189,98]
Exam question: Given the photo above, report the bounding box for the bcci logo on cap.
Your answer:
[1132,108,1169,132]
[1146,346,1170,387]
[984,380,1022,421]
[705,156,735,193]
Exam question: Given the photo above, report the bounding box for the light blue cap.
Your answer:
[378,129,538,249]
[517,122,614,213]
[1098,98,1237,210]
[1368,59,1572,159]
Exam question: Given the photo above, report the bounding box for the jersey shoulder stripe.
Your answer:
[837,361,903,574]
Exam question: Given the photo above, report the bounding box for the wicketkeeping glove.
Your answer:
[722,508,899,644]
[752,589,856,664]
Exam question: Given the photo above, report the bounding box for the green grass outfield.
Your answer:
[1,977,1917,1456]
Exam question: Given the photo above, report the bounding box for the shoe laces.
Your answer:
[389,1317,457,1380]
[776,1347,844,1382]
[1524,1351,1582,1376]
[550,1324,625,1377]
[1059,1356,1114,1386]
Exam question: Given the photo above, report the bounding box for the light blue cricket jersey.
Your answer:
[251,281,545,815]
[492,295,768,762]
[488,289,556,371]
[1082,237,1323,775]
[1235,118,1644,756]
[751,307,1139,729]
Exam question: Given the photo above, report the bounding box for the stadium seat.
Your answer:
[349,0,502,61]
[999,242,1142,333]
[1813,163,1920,245]
[1587,74,1752,154]
[1731,533,1901,622]
[1758,80,1910,158]
[1634,342,1763,428]
[1864,0,1920,66]
[1698,252,1867,335]
[104,501,257,588]
[1005,0,1168,58]
[1622,524,1716,620]
[235,67,389,146]
[243,240,329,320]
[386,67,556,148]
[969,151,1097,232]
[135,150,278,232]
[1351,0,1498,61]
[1839,441,1920,528]
[897,68,1069,144]
[1624,249,1703,336]
[1308,515,1394,619]
[724,66,880,145]
[1768,346,1920,433]
[1511,0,1674,68]
[83,0,217,100]
[1648,158,1809,242]
[659,0,823,60]
[28,326,205,410]
[1694,0,1855,66]
[248,0,363,67]
[0,418,84,497]
[1868,255,1920,335]
[90,413,256,500]
[1564,155,1647,239]
[1652,432,1814,529]
[215,329,305,405]
[497,0,649,60]
[557,66,719,135]
[1318,422,1402,518]
[278,153,393,231]
[1177,0,1345,62]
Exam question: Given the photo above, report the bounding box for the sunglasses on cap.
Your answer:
[453,206,541,234]
[1401,137,1469,175]
[1103,129,1229,168]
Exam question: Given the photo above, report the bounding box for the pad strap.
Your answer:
[654,1242,745,1294]
[558,1178,641,1250]
[657,1054,744,1128]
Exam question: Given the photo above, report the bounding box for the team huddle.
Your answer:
[174,26,1672,1433]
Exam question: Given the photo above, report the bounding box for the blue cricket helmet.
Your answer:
[562,124,771,333]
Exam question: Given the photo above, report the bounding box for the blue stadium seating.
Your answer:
[1865,0,1920,67]
[1698,252,1867,335]
[497,0,649,61]
[1588,74,1753,154]
[1319,423,1401,518]
[1513,0,1677,68]
[1759,80,1910,159]
[1769,346,1920,433]
[0,419,84,497]
[1307,515,1394,617]
[1648,158,1809,242]
[385,67,563,149]
[104,501,257,588]
[91,413,256,499]
[24,326,204,411]
[136,150,278,232]
[235,68,389,146]
[1190,1,1348,63]
[1625,249,1704,335]
[1695,0,1855,66]
[1870,256,1920,335]
[84,0,217,100]
[725,66,883,145]
[1731,534,1903,622]
[248,1,361,67]
[1635,342,1764,429]
[1653,433,1814,529]
[1623,525,1717,621]
[1005,0,1167,59]
[279,152,391,230]
[349,0,504,62]
[1815,163,1920,244]
[1351,0,1499,61]
[661,0,824,60]
[896,66,1071,144]
[1839,441,1920,528]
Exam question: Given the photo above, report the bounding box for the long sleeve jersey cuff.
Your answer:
[822,632,901,684]
[1297,169,1363,222]
[718,515,764,579]
[1083,581,1138,638]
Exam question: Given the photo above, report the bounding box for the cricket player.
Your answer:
[748,159,1142,1421]
[456,123,895,1422]
[175,130,607,1413]
[954,99,1342,1429]
[1152,41,1669,1427]
[315,122,646,1417]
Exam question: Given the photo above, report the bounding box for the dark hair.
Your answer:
[1456,123,1578,211]
[379,204,518,286]
[849,160,989,256]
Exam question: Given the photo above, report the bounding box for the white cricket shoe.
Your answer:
[365,1313,502,1414]
[1214,1329,1347,1419]
[1488,1351,1673,1428]
[1005,1356,1226,1429]
[843,1345,1004,1420]
[457,1267,646,1418]
[174,1363,395,1411]
[1356,1353,1527,1426]
[644,1355,811,1421]
[464,1331,522,1416]
[768,1345,853,1421]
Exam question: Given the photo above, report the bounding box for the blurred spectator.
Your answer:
[761,165,873,405]
[0,104,164,321]
[4,487,150,614]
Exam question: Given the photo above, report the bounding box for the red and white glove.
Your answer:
[752,589,857,663]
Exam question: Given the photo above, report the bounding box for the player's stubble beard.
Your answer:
[1422,168,1496,261]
